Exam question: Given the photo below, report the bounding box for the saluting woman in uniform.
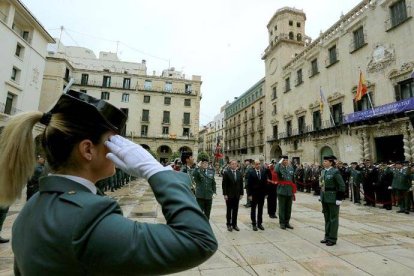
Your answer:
[0,90,217,275]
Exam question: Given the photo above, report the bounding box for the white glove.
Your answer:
[388,186,392,190]
[335,200,342,206]
[105,135,171,179]
[278,158,283,164]
[410,185,414,192]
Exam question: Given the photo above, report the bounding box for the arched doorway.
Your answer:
[157,145,172,164]
[140,144,150,150]
[320,146,334,164]
[270,144,282,161]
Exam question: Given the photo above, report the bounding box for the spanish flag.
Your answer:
[355,71,367,102]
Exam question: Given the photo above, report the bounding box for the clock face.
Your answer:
[268,58,277,75]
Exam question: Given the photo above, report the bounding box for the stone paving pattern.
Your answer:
[1,176,414,275]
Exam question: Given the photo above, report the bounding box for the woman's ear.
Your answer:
[78,139,94,161]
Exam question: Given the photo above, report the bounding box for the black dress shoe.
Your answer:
[227,226,233,232]
[397,210,405,213]
[0,236,10,243]
[269,215,277,219]
[405,211,410,214]
[286,224,294,229]
[258,225,265,230]
[320,239,327,243]
[252,225,258,231]
[280,224,286,230]
[326,241,336,246]
[232,226,240,231]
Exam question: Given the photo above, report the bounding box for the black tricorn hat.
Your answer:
[201,158,209,162]
[280,155,288,160]
[48,90,127,133]
[323,156,335,161]
[180,151,193,162]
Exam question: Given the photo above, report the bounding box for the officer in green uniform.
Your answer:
[320,156,345,246]
[275,155,295,230]
[349,162,362,204]
[391,161,411,214]
[193,158,217,219]
[0,90,217,275]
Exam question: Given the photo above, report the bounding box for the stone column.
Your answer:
[362,129,370,160]
[403,124,412,162]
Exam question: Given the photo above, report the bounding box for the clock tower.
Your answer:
[263,7,307,160]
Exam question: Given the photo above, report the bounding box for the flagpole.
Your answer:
[366,92,376,115]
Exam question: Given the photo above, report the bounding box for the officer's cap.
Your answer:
[47,90,127,133]
[180,151,193,163]
[201,158,209,162]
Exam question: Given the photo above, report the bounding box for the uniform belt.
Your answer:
[324,188,337,192]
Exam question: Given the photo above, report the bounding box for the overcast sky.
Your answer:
[22,0,362,126]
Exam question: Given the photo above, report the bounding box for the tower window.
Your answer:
[297,22,301,28]
[289,20,293,26]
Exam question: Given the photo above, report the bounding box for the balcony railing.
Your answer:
[162,119,170,124]
[277,118,343,139]
[141,116,150,122]
[182,119,192,125]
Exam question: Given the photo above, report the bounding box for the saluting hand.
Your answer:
[105,135,171,179]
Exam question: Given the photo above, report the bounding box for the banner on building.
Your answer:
[344,97,414,123]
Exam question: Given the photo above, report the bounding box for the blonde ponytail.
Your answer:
[0,112,43,206]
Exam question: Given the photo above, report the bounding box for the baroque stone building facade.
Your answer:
[40,41,202,163]
[262,0,414,164]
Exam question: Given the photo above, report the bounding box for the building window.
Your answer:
[274,25,277,30]
[327,45,338,66]
[354,92,374,112]
[296,69,303,86]
[141,125,148,137]
[4,93,15,115]
[184,99,191,106]
[352,27,366,52]
[64,68,70,81]
[297,33,302,41]
[101,91,110,100]
[121,93,129,102]
[143,95,150,103]
[289,20,293,26]
[183,112,191,125]
[79,89,87,93]
[142,109,149,122]
[289,32,294,40]
[162,126,169,135]
[165,82,172,92]
[15,43,24,58]
[164,97,171,105]
[185,84,192,93]
[183,128,190,136]
[389,0,409,29]
[310,59,319,77]
[298,116,305,134]
[286,121,292,137]
[81,74,89,85]
[163,111,170,124]
[123,78,131,89]
[395,78,414,100]
[313,110,321,130]
[273,125,278,138]
[272,86,277,100]
[11,67,20,82]
[331,103,343,125]
[144,80,152,90]
[102,76,111,88]
[297,22,301,28]
[284,77,291,92]
[272,104,277,115]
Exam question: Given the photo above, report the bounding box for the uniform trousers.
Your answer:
[196,198,213,220]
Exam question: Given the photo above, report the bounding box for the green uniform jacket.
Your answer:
[391,167,411,190]
[350,168,362,185]
[193,168,217,199]
[321,168,346,203]
[275,163,294,196]
[12,171,217,275]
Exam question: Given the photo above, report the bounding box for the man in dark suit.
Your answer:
[247,160,267,231]
[222,159,244,231]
